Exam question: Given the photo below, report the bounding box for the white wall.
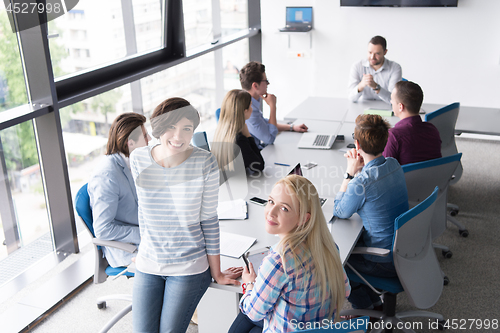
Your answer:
[261,0,500,119]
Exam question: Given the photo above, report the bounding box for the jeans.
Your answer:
[346,254,397,309]
[228,312,264,333]
[132,268,212,333]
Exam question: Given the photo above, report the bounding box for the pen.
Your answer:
[274,162,290,167]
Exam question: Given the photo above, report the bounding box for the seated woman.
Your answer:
[229,175,350,333]
[88,112,150,268]
[212,89,264,176]
[129,97,241,333]
[333,114,409,311]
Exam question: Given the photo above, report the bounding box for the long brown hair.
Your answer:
[106,112,146,157]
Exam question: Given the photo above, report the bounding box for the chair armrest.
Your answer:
[92,238,137,253]
[351,247,390,257]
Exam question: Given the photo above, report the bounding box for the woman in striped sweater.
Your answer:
[130,97,241,333]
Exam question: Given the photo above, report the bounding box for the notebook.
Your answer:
[297,121,341,150]
[279,7,313,32]
[287,163,327,207]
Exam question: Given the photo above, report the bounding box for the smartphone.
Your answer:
[336,135,345,142]
[303,162,318,170]
[249,197,267,206]
[242,252,250,271]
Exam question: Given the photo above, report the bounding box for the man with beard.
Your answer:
[348,36,402,104]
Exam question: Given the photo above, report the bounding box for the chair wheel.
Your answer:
[459,229,469,237]
[442,250,453,259]
[438,320,446,330]
[97,302,106,309]
[443,276,449,285]
[450,209,459,216]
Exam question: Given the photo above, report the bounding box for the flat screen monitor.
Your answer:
[340,0,458,7]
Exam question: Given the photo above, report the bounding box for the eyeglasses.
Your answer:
[261,79,270,85]
[352,133,356,140]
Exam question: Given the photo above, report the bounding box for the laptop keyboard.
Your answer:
[313,135,329,146]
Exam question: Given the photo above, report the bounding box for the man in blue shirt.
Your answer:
[239,61,308,148]
[333,114,408,311]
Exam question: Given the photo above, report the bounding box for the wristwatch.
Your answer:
[373,83,381,91]
[344,172,354,180]
[289,124,294,132]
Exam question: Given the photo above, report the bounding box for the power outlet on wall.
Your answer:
[287,51,310,58]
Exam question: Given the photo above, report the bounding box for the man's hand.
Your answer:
[358,74,377,92]
[262,93,277,109]
[293,124,308,132]
[344,148,364,175]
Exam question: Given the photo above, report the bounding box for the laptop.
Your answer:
[287,163,327,207]
[297,121,341,150]
[279,7,313,32]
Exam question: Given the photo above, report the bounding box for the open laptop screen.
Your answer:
[286,7,312,25]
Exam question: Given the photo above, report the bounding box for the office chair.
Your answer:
[403,153,468,241]
[425,102,463,185]
[192,131,210,151]
[341,187,445,333]
[75,184,136,333]
[215,108,221,122]
[298,316,369,332]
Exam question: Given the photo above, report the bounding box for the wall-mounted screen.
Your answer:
[340,0,458,7]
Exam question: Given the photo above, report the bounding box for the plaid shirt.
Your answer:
[240,245,351,332]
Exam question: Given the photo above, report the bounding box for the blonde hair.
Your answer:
[275,175,346,321]
[212,89,252,171]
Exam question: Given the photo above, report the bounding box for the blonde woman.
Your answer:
[213,89,264,174]
[229,175,350,333]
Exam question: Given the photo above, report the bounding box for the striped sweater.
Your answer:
[130,145,220,275]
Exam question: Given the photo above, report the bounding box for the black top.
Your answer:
[236,132,265,172]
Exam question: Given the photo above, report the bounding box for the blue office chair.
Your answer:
[341,187,445,333]
[192,131,210,151]
[297,316,369,332]
[403,153,467,242]
[425,102,463,184]
[215,108,221,122]
[75,184,136,333]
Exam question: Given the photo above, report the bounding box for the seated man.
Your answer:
[88,113,150,268]
[333,114,408,311]
[348,36,402,104]
[239,61,307,148]
[383,80,442,165]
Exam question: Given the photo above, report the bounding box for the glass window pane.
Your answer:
[183,0,213,50]
[220,0,248,37]
[49,0,164,79]
[222,38,249,92]
[0,6,29,112]
[0,121,52,267]
[59,84,138,245]
[140,52,217,133]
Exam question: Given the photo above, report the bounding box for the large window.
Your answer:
[49,0,164,79]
